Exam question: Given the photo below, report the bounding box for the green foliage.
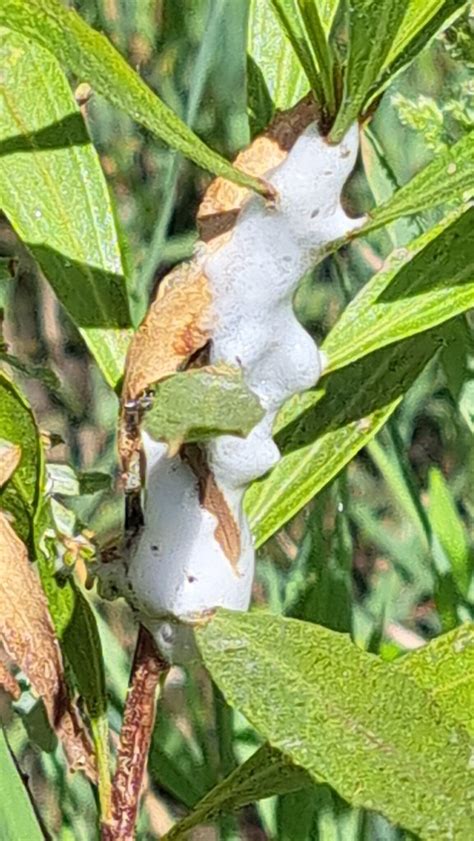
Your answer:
[0,0,268,197]
[197,610,474,839]
[0,728,45,840]
[144,366,264,447]
[0,27,131,387]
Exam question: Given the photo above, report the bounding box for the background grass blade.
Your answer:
[330,0,410,141]
[246,328,445,547]
[197,610,474,839]
[0,0,269,197]
[325,208,474,373]
[296,0,337,118]
[0,27,131,387]
[0,728,46,840]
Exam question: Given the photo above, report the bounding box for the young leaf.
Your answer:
[0,27,131,388]
[0,728,45,841]
[330,0,410,142]
[0,512,96,780]
[0,0,269,197]
[197,610,474,839]
[296,0,336,116]
[269,0,325,105]
[248,0,309,111]
[374,0,469,102]
[144,365,264,449]
[325,208,474,373]
[246,328,444,547]
[364,131,474,233]
[162,743,310,841]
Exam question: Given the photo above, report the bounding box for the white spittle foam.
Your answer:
[127,122,363,660]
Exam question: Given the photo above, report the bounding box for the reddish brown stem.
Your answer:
[101,625,169,840]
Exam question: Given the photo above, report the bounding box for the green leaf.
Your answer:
[197,610,474,839]
[144,365,264,447]
[0,0,269,198]
[269,0,325,105]
[0,371,42,542]
[248,0,308,110]
[0,27,131,388]
[330,0,410,142]
[374,0,469,102]
[296,0,336,116]
[162,743,310,841]
[364,131,474,234]
[427,469,472,598]
[0,728,45,841]
[399,623,474,737]
[326,208,474,373]
[246,328,444,547]
[62,588,110,816]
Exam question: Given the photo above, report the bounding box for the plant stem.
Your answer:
[101,625,169,840]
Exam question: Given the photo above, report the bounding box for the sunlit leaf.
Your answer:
[326,208,474,373]
[330,0,410,141]
[248,0,309,110]
[246,328,444,547]
[144,365,264,449]
[364,131,474,233]
[0,0,269,197]
[0,728,45,841]
[398,623,474,737]
[0,28,132,387]
[374,0,469,101]
[197,610,474,839]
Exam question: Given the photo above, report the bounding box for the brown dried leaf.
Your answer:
[198,94,317,242]
[0,441,21,488]
[122,263,212,404]
[0,512,96,780]
[0,655,21,700]
[182,444,241,571]
[120,262,212,478]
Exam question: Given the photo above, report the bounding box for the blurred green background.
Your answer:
[0,1,473,838]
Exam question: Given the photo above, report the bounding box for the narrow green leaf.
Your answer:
[197,610,474,840]
[364,131,474,234]
[374,0,469,102]
[427,469,472,598]
[0,729,45,841]
[330,0,410,141]
[0,0,269,197]
[326,208,474,373]
[0,371,42,542]
[162,743,310,841]
[246,328,443,547]
[0,28,131,388]
[297,0,336,115]
[399,623,474,737]
[269,0,325,105]
[248,0,309,110]
[62,589,110,817]
[144,365,264,447]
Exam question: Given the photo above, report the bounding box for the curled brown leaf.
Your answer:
[0,440,21,488]
[0,512,96,780]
